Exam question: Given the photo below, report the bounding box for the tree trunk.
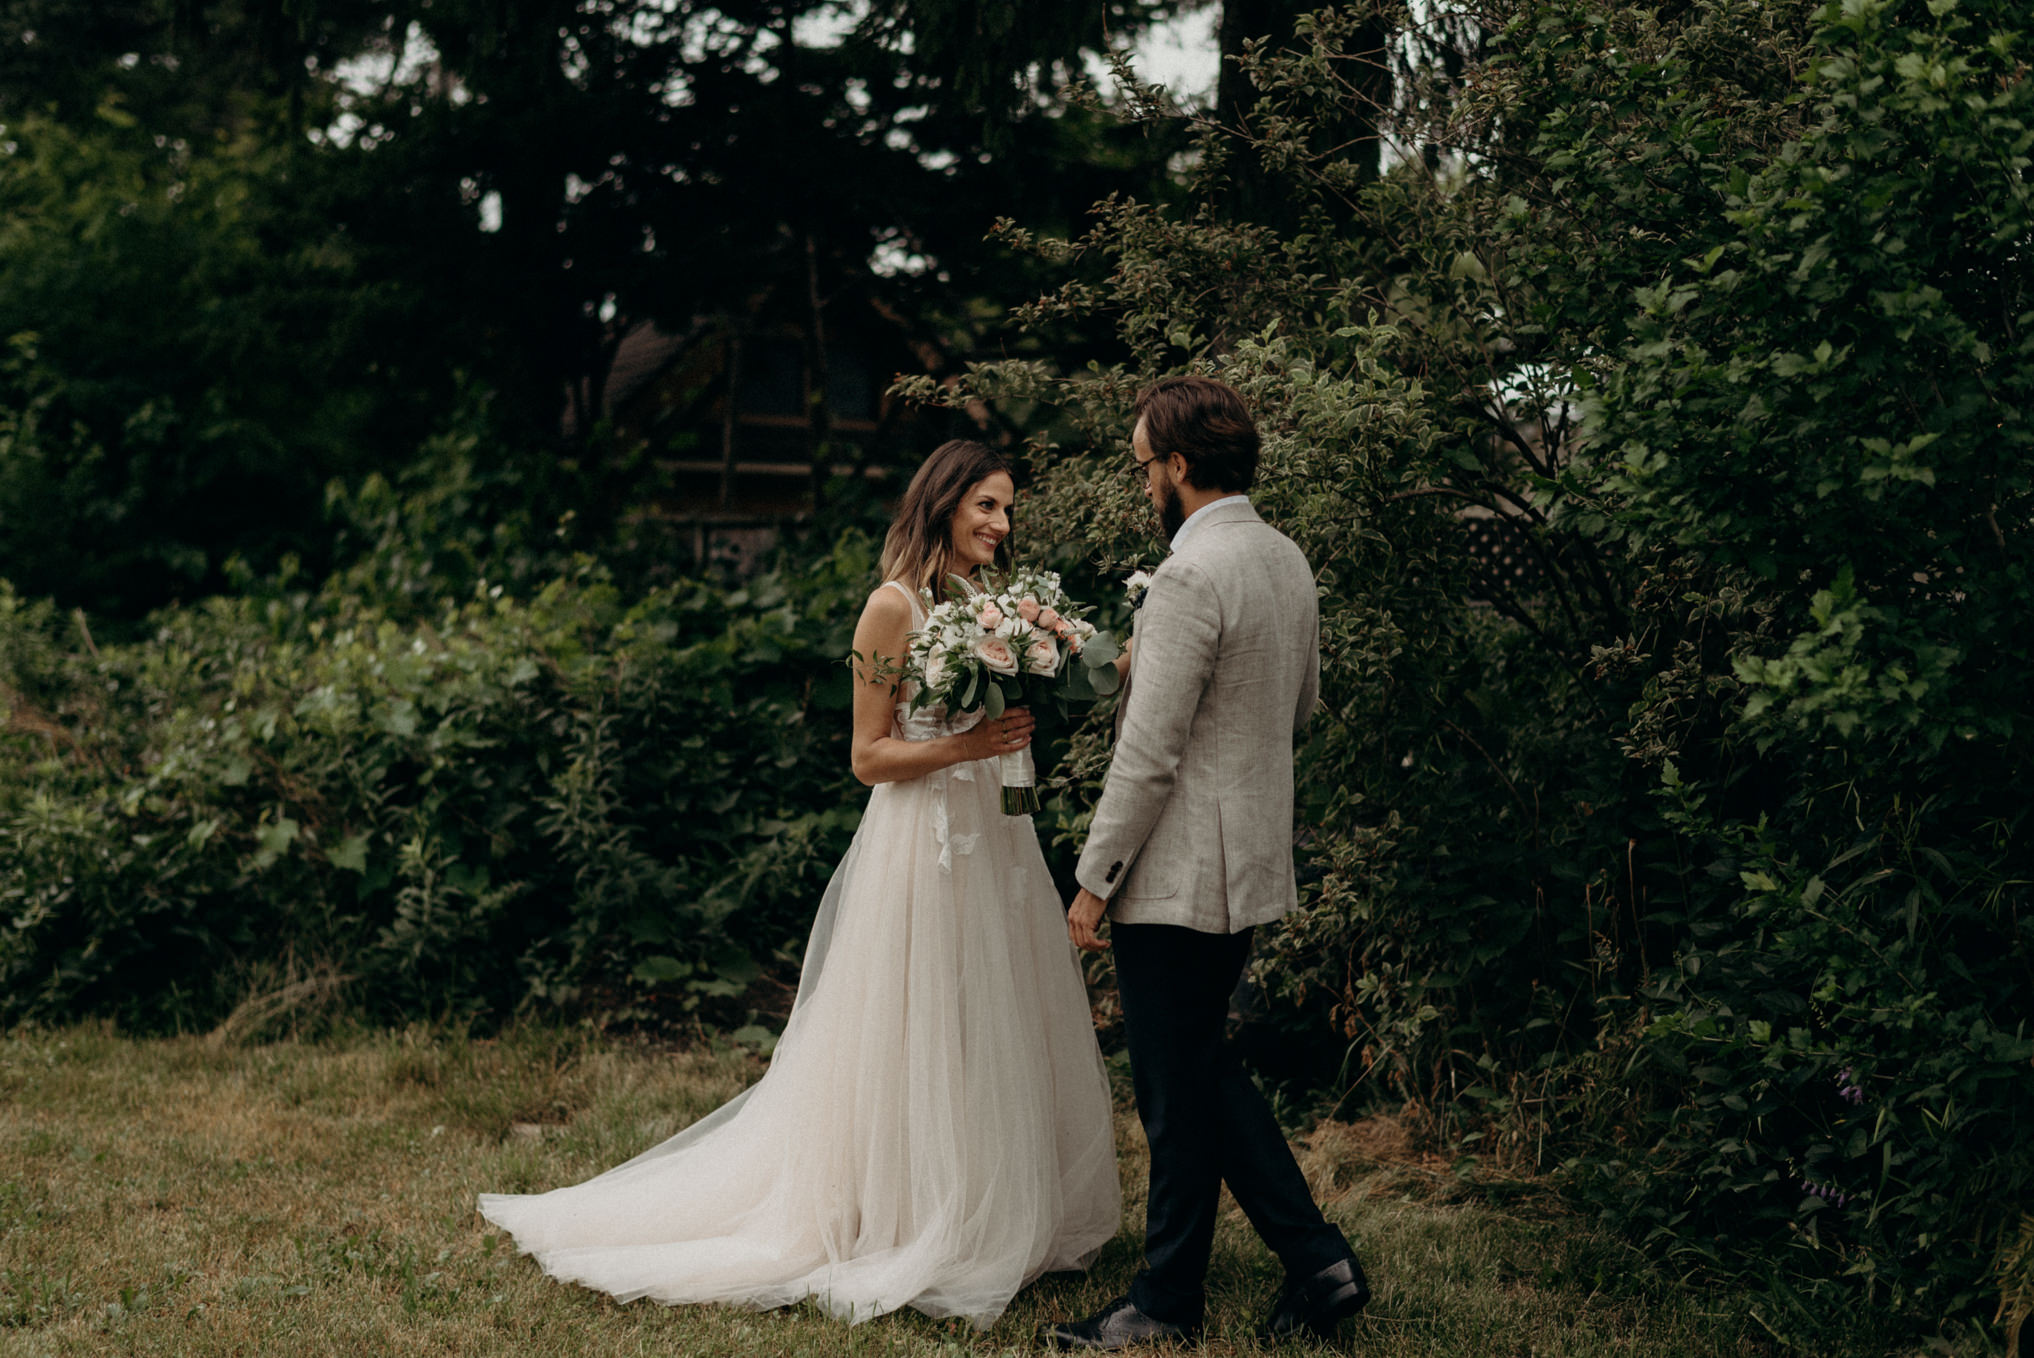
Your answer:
[1217,0,1388,231]
[804,234,832,517]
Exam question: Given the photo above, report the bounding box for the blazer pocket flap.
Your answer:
[1117,833,1184,900]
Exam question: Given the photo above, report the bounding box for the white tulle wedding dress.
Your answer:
[478,580,1121,1327]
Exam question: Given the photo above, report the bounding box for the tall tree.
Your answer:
[0,0,1189,615]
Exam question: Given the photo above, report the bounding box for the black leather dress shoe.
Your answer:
[1262,1255,1371,1341]
[1043,1295,1200,1350]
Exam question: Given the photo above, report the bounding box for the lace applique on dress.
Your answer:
[927,775,974,873]
[943,820,981,871]
[917,709,986,873]
[884,580,986,874]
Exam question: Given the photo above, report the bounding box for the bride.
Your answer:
[478,439,1121,1327]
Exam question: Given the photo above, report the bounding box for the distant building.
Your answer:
[586,297,967,573]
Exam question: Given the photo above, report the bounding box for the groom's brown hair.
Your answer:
[1133,376,1259,494]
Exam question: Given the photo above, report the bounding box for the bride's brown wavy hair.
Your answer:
[880,439,1015,599]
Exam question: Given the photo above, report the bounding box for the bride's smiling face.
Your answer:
[947,472,1014,573]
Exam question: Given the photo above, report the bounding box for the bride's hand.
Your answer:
[962,706,1034,762]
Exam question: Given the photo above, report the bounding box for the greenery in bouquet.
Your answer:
[902,567,1123,813]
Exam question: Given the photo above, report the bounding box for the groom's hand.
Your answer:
[1067,887,1111,953]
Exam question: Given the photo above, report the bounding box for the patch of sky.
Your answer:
[1084,5,1220,109]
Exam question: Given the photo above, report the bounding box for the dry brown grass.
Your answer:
[0,1023,1906,1357]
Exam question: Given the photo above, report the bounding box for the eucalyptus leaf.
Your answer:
[1081,632,1122,667]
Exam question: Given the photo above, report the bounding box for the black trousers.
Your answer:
[1113,921,1352,1325]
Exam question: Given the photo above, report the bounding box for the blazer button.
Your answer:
[1105,861,1122,883]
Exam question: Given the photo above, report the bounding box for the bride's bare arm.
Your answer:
[848,586,1033,786]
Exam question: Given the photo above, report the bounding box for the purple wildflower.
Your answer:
[1798,1176,1852,1209]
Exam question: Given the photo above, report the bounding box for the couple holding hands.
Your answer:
[480,376,1371,1349]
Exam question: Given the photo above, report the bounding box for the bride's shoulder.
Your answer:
[860,580,918,628]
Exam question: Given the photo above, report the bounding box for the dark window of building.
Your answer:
[826,345,878,422]
[739,337,805,417]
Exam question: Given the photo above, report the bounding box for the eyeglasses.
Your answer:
[1127,453,1159,481]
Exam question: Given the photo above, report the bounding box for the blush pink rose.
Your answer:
[1016,596,1041,622]
[1036,606,1062,630]
[977,604,1004,630]
[1023,636,1060,676]
[970,635,1020,676]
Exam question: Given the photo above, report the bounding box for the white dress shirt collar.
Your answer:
[1169,494,1251,553]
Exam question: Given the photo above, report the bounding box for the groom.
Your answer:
[1049,377,1370,1350]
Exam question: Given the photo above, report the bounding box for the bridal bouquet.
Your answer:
[903,567,1123,814]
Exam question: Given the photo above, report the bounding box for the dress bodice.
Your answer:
[885,580,984,743]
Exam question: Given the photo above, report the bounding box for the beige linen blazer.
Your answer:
[1075,499,1320,933]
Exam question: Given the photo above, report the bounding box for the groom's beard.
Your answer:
[1157,479,1187,543]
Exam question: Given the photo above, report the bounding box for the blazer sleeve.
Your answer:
[1294,590,1320,734]
[1075,558,1222,901]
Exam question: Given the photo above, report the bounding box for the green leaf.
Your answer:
[631,955,692,985]
[329,834,369,873]
[730,1024,778,1056]
[1091,664,1121,697]
[251,817,299,871]
[984,681,1006,720]
[1081,632,1122,667]
[1448,251,1488,282]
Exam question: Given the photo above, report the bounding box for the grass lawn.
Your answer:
[0,1022,1906,1357]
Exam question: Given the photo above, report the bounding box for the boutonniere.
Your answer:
[1124,569,1153,610]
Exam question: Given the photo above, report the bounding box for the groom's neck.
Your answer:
[1175,482,1236,520]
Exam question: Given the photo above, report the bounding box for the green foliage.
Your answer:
[0,111,437,616]
[914,0,2033,1339]
[1559,0,2034,1325]
[0,1,1190,620]
[0,534,876,1029]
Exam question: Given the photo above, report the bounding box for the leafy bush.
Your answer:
[1563,0,2034,1328]
[908,0,2033,1340]
[0,112,450,620]
[0,534,875,1031]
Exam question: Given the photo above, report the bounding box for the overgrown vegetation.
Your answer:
[900,0,2033,1344]
[0,516,875,1030]
[3,0,2030,1350]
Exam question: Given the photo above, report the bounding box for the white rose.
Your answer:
[922,646,950,693]
[970,634,1020,676]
